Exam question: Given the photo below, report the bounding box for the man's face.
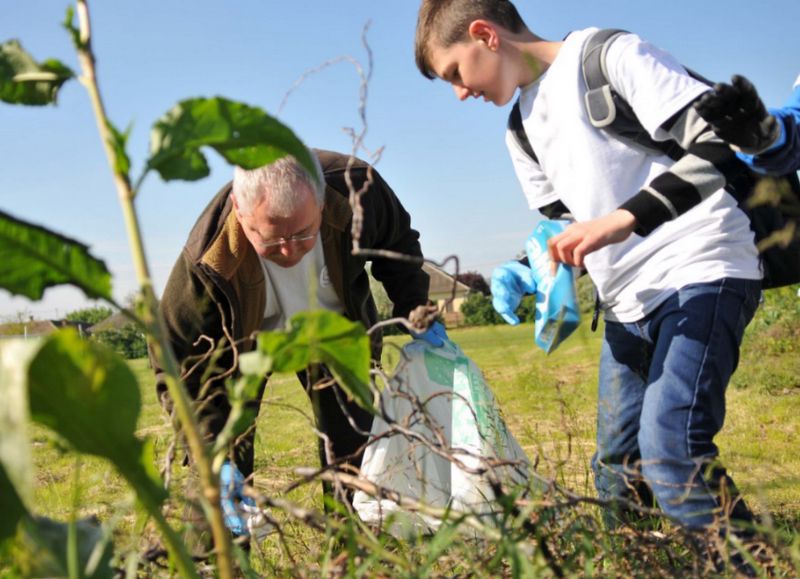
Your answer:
[234,186,322,267]
[428,34,517,106]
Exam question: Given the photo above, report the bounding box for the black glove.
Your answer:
[694,74,781,154]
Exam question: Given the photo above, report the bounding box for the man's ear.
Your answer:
[230,192,244,222]
[468,19,499,50]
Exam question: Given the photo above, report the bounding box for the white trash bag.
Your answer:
[353,338,532,535]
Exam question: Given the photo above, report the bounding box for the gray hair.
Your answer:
[232,152,325,217]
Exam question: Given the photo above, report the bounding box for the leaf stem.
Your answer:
[72,2,232,577]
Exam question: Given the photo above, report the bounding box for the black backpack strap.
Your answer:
[507,100,574,219]
[582,28,628,128]
[507,99,538,164]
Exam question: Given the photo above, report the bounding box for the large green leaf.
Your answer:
[27,330,166,511]
[0,210,112,301]
[242,310,374,413]
[146,96,319,183]
[0,40,74,105]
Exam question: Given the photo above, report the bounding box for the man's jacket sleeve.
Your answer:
[358,167,430,319]
[149,250,233,439]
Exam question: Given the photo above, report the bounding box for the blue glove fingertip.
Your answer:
[500,312,521,326]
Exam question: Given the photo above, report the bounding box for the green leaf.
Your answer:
[146,96,320,183]
[62,6,83,51]
[0,40,74,106]
[249,311,375,413]
[212,374,263,458]
[106,120,132,181]
[27,330,167,511]
[0,210,113,301]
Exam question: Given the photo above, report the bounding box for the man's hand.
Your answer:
[547,210,636,268]
[490,261,537,325]
[694,74,781,154]
[220,461,255,537]
[411,321,449,347]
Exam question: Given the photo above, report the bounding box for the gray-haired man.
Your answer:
[153,149,437,537]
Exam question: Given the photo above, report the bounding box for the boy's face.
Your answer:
[427,24,518,106]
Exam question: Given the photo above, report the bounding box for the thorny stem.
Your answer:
[279,23,464,329]
[73,2,232,577]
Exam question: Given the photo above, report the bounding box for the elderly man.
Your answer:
[153,148,439,537]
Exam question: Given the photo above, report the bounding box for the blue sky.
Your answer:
[1,0,798,319]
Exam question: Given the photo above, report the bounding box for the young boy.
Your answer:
[415,0,762,536]
[695,73,800,175]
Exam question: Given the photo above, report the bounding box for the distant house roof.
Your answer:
[423,263,471,299]
[0,319,91,338]
[88,311,131,333]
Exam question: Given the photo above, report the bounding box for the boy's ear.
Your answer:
[467,19,499,49]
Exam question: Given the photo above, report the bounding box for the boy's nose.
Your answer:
[453,85,472,101]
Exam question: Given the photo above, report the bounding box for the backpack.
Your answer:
[507,28,800,289]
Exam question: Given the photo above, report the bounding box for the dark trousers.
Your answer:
[232,366,373,488]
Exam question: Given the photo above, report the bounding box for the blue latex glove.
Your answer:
[524,221,581,353]
[220,461,256,537]
[411,321,448,347]
[491,261,537,325]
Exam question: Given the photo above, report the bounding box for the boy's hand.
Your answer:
[547,210,636,268]
[694,75,781,154]
[490,261,537,325]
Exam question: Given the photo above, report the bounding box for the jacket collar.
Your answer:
[321,183,352,231]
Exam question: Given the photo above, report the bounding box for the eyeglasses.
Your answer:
[258,231,317,250]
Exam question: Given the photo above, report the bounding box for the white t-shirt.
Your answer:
[506,28,760,323]
[260,239,344,331]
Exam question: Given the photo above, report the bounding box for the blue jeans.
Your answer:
[592,277,761,530]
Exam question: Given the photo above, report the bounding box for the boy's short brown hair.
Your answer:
[415,0,527,79]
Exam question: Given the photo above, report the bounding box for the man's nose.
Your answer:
[278,242,296,257]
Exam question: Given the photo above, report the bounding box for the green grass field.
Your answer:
[17,286,800,575]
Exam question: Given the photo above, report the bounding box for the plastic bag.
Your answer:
[525,220,581,353]
[353,338,532,536]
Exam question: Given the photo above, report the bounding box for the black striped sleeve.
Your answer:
[620,101,749,236]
